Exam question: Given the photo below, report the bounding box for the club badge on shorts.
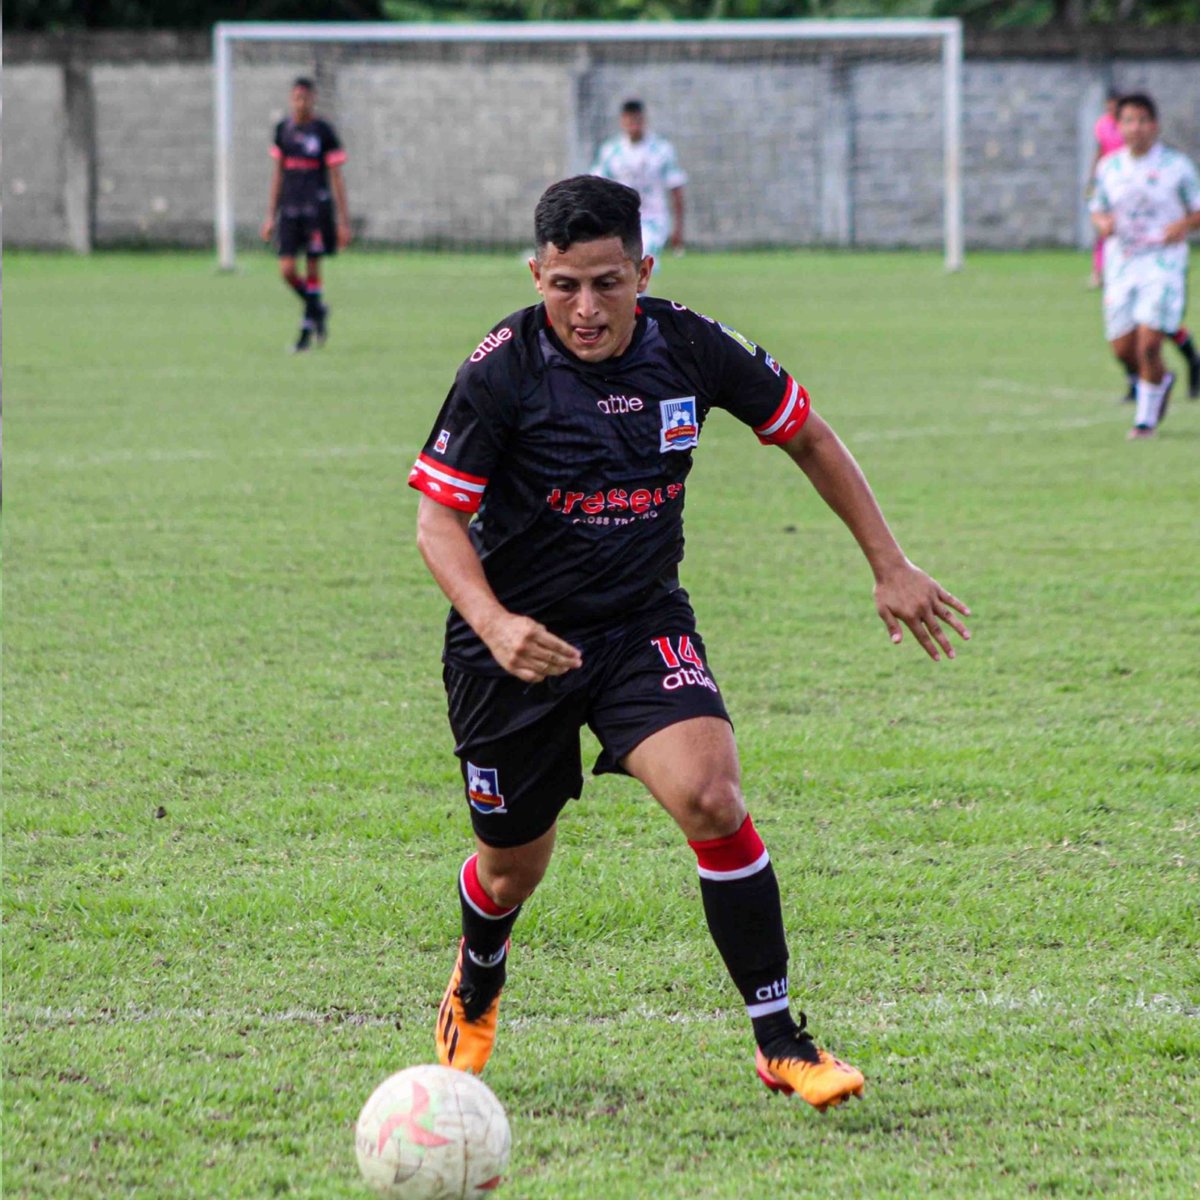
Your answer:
[659,396,699,452]
[466,763,507,815]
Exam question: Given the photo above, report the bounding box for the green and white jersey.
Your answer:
[591,133,687,229]
[1089,142,1200,274]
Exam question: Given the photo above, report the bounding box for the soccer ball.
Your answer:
[354,1065,511,1199]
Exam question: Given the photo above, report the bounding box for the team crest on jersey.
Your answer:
[764,352,782,377]
[466,764,506,815]
[719,323,758,356]
[304,134,321,155]
[659,397,699,452]
[434,429,451,454]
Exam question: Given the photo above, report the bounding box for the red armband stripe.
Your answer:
[407,466,481,513]
[408,455,487,514]
[325,149,347,166]
[754,376,810,445]
[269,145,282,160]
[416,453,488,488]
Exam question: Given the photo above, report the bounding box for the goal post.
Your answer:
[213,18,964,272]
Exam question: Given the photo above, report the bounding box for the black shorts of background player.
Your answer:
[260,77,351,353]
[409,175,972,1111]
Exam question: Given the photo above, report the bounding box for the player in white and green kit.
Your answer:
[591,100,686,272]
[1089,93,1200,438]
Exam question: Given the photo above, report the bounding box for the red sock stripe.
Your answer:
[461,854,517,919]
[688,815,766,874]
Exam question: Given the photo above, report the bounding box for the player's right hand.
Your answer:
[481,613,583,683]
[260,216,275,242]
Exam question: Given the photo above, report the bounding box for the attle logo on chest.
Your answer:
[659,397,699,452]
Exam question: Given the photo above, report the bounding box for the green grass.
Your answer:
[4,248,1198,1199]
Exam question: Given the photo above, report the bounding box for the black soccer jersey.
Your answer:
[409,297,810,674]
[271,118,346,217]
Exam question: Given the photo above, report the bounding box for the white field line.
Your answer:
[978,377,1112,403]
[15,444,422,470]
[17,392,1121,472]
[6,990,1196,1030]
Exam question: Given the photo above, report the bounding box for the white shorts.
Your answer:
[1103,255,1186,341]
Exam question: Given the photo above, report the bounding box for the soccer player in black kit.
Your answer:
[260,78,351,353]
[410,176,971,1111]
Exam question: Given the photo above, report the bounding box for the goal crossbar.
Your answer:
[214,18,963,270]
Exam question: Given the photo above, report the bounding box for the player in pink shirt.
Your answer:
[1088,92,1124,289]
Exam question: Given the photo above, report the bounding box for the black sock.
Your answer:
[458,854,521,1019]
[1176,333,1198,366]
[304,288,324,321]
[688,816,795,1050]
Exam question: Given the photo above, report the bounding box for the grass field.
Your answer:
[4,248,1198,1199]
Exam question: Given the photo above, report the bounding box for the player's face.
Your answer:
[620,111,646,143]
[1118,105,1157,155]
[530,237,653,363]
[290,86,315,123]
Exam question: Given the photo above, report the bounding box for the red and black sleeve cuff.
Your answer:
[753,376,810,445]
[407,454,488,514]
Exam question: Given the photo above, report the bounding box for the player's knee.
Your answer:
[680,776,746,839]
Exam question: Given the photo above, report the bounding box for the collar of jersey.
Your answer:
[540,304,649,372]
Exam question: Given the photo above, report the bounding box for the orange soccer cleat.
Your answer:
[435,939,503,1075]
[755,1015,865,1113]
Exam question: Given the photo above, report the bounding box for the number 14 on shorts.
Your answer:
[651,635,704,669]
[651,635,719,693]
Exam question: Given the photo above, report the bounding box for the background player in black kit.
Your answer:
[260,78,351,353]
[409,176,971,1112]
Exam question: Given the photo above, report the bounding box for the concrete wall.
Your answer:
[5,65,69,247]
[5,29,1200,252]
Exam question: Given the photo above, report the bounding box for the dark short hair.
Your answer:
[534,176,643,261]
[1116,92,1156,120]
[621,99,645,116]
[293,77,315,92]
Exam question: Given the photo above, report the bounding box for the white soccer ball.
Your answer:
[354,1065,511,1199]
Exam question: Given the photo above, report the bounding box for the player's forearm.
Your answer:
[265,164,282,217]
[784,414,907,581]
[415,499,508,641]
[330,167,350,224]
[671,188,685,234]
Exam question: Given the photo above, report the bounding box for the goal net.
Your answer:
[215,20,962,270]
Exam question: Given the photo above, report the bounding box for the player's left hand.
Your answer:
[874,561,971,662]
[338,220,352,250]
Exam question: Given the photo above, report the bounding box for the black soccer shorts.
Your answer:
[277,207,337,258]
[443,591,731,848]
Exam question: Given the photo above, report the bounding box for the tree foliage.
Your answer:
[8,0,1200,29]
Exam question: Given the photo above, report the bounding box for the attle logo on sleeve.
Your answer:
[659,397,699,452]
[433,429,451,454]
[466,764,507,814]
